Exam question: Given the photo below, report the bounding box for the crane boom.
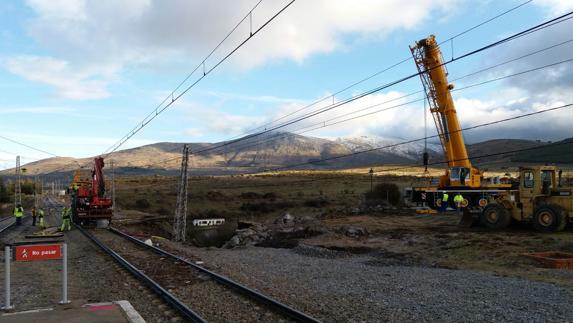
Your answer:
[411,35,481,188]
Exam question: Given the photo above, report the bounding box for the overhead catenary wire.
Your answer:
[232,0,535,139]
[174,10,573,161]
[41,5,572,175]
[141,39,573,170]
[103,0,538,165]
[125,100,573,185]
[102,0,296,156]
[206,54,573,157]
[0,134,59,158]
[177,140,573,192]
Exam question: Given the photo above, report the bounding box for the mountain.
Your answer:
[1,132,570,177]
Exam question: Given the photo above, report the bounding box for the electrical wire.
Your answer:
[177,10,573,160]
[142,44,573,168]
[103,0,296,156]
[103,0,537,164]
[0,134,59,157]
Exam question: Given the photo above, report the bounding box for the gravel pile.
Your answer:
[187,245,573,322]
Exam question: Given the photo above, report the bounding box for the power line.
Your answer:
[0,134,59,157]
[109,0,537,164]
[143,38,573,169]
[205,53,573,157]
[141,99,572,179]
[232,0,535,139]
[179,11,573,160]
[267,103,573,172]
[103,0,296,156]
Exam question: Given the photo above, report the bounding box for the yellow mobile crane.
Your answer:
[410,35,573,232]
[410,35,510,210]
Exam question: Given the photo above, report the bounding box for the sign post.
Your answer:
[60,244,70,304]
[2,246,13,310]
[2,241,68,311]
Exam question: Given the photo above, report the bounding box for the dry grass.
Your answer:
[114,168,573,288]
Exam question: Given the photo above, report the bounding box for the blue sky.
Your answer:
[1,0,572,170]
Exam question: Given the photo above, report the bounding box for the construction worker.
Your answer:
[454,192,464,214]
[14,204,24,225]
[60,206,71,231]
[31,206,37,226]
[38,207,45,228]
[440,192,449,213]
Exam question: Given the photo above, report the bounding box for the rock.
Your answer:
[296,215,315,224]
[275,212,295,225]
[223,223,271,248]
[337,226,369,238]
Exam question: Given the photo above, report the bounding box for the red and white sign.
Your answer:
[14,244,61,262]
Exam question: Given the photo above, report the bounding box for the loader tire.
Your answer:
[480,203,511,229]
[532,204,568,233]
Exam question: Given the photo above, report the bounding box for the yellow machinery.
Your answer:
[410,35,510,210]
[483,166,572,232]
[411,35,481,188]
[409,35,573,232]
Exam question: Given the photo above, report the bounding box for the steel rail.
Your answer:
[74,224,207,323]
[108,226,322,323]
[0,219,15,234]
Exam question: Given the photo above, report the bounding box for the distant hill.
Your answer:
[1,132,570,178]
[511,138,573,164]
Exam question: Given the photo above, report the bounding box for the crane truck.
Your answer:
[70,157,113,224]
[409,35,573,232]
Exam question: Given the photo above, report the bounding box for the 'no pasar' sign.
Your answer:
[14,244,61,262]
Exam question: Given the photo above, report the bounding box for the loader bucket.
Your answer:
[458,208,475,228]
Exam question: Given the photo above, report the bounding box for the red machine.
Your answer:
[71,157,113,223]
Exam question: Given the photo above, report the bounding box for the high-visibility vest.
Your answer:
[62,208,71,220]
[39,209,44,218]
[442,193,449,202]
[454,194,463,203]
[14,207,24,218]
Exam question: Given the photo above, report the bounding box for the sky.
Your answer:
[1,0,572,170]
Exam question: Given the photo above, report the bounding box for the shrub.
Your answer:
[364,183,401,206]
[304,198,329,208]
[135,198,150,209]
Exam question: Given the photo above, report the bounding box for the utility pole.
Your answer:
[15,156,21,206]
[369,168,374,193]
[34,175,38,208]
[173,145,190,242]
[111,160,116,213]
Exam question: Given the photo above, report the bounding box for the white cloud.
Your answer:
[21,0,460,73]
[535,0,573,15]
[4,56,110,100]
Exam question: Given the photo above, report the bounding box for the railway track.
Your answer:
[76,225,320,322]
[0,216,16,234]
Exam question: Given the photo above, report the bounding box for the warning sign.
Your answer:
[14,244,61,262]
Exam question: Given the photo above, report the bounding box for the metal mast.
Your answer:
[173,145,190,242]
[15,156,21,206]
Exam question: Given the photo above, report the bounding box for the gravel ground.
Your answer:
[0,197,183,323]
[94,229,293,322]
[162,242,573,322]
